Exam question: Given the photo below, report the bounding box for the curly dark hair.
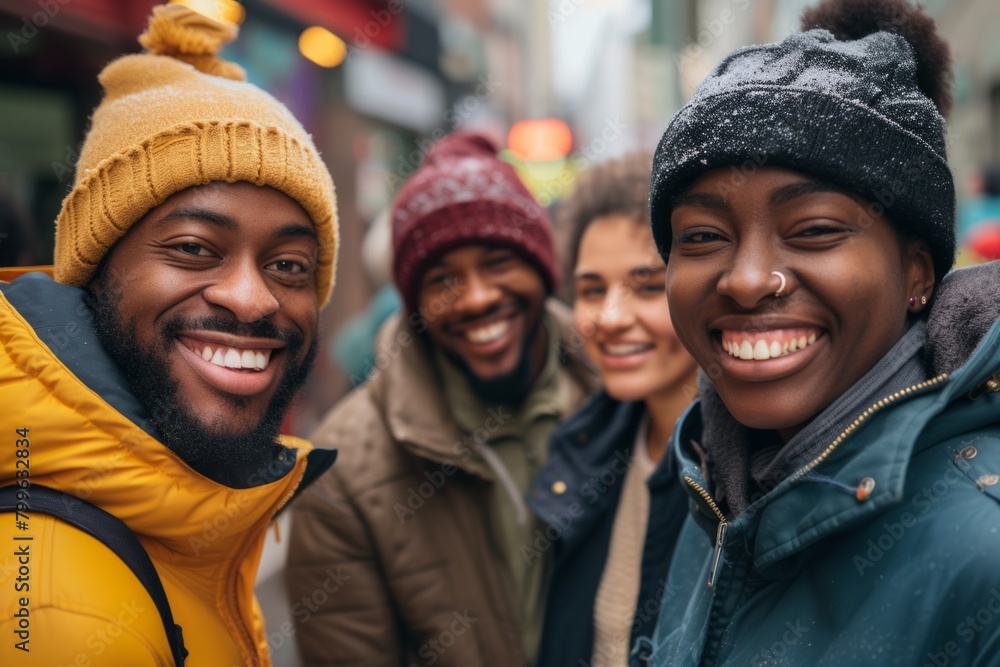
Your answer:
[801,0,952,116]
[559,152,654,282]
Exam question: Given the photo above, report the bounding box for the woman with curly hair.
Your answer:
[530,153,698,667]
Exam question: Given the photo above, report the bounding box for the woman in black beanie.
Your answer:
[637,1,1000,665]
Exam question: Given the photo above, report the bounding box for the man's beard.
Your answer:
[90,284,317,487]
[450,309,544,408]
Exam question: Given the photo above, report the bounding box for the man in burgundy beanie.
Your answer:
[287,131,598,666]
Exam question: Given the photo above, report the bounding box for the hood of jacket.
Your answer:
[674,259,1000,572]
[364,297,599,478]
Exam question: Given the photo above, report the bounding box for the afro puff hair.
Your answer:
[801,0,953,117]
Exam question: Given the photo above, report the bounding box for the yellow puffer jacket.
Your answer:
[0,272,332,666]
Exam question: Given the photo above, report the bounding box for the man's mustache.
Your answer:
[162,314,303,346]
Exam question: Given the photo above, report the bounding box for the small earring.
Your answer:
[909,296,916,307]
[921,296,927,305]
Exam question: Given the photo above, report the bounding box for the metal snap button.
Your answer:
[552,481,567,495]
[856,477,876,501]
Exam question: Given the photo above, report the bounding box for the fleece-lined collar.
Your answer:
[925,260,1000,375]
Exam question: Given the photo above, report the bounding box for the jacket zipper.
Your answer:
[788,373,949,484]
[229,464,309,666]
[683,373,950,591]
[683,476,728,589]
[476,476,527,665]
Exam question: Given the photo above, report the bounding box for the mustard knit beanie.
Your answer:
[53,4,338,304]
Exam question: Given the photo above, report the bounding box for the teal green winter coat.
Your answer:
[639,262,1000,667]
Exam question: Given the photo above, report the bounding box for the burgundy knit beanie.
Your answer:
[391,131,559,314]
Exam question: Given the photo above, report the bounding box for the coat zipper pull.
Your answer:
[708,520,727,589]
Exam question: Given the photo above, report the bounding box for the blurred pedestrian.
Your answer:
[286,131,598,667]
[529,153,698,667]
[637,0,1000,665]
[0,5,338,665]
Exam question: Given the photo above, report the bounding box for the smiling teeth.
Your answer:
[224,349,241,368]
[725,332,820,360]
[605,343,650,356]
[466,321,510,344]
[199,345,271,371]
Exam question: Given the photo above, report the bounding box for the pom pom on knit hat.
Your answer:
[137,4,246,80]
[54,3,338,305]
[422,132,499,162]
[649,0,955,284]
[801,0,953,116]
[390,131,558,315]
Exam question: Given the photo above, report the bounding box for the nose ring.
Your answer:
[772,271,786,298]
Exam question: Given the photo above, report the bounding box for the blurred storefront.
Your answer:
[0,0,158,263]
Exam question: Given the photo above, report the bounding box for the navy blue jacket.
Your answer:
[529,390,690,667]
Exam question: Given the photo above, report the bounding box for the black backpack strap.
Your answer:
[0,485,187,666]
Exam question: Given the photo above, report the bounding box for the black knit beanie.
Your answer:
[650,0,956,283]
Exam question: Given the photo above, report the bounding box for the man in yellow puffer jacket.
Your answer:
[0,5,338,666]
